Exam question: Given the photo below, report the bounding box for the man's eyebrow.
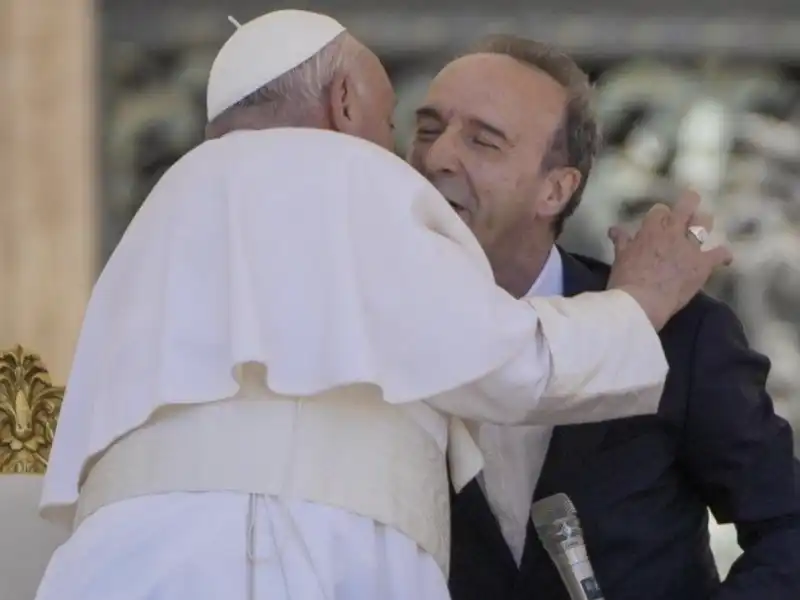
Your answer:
[467,117,509,142]
[414,107,509,141]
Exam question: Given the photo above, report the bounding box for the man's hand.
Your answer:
[607,190,733,330]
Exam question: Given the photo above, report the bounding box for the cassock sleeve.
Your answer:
[427,289,668,426]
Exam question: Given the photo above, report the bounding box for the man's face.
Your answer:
[408,53,570,267]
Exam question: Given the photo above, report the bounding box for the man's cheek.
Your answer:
[406,144,423,170]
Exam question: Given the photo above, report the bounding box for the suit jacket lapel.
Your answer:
[451,479,517,571]
[453,249,617,587]
[559,248,604,297]
[452,249,600,582]
[519,249,613,574]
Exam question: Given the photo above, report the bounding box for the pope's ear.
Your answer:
[329,71,353,130]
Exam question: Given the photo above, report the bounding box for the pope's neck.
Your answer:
[489,237,556,300]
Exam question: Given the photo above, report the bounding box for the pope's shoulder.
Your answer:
[182,129,434,193]
[203,129,412,168]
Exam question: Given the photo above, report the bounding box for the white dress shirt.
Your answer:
[477,246,564,564]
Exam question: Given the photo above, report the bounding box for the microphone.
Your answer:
[530,493,605,600]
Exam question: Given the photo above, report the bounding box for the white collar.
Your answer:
[524,246,563,298]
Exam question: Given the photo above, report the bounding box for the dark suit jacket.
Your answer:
[449,250,800,600]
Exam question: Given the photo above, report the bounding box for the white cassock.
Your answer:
[34,127,669,600]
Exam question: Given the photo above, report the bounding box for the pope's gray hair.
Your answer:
[209,32,359,131]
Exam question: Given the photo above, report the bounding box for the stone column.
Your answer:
[0,0,97,380]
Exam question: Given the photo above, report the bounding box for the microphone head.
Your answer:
[530,492,575,526]
[531,494,605,599]
[531,493,583,552]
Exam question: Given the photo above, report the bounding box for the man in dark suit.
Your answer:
[408,34,800,599]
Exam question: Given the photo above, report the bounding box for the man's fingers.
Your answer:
[608,226,632,254]
[689,210,714,233]
[672,190,702,229]
[639,203,671,233]
[644,202,671,221]
[703,244,734,268]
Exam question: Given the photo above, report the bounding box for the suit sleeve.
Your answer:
[681,302,800,600]
[427,289,668,425]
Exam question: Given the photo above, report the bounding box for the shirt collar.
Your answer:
[524,246,563,298]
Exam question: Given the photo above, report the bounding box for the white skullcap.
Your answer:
[206,10,346,121]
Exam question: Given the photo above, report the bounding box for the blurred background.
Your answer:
[2,0,800,575]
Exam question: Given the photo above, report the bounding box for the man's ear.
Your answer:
[329,71,353,132]
[537,167,582,218]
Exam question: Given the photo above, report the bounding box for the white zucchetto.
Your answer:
[207,10,346,121]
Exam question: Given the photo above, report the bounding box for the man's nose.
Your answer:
[423,130,461,175]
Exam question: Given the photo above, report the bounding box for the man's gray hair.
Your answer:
[216,32,356,125]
